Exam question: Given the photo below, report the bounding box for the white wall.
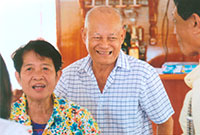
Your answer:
[0,0,56,89]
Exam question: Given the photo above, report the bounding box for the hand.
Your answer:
[12,89,23,102]
[157,117,174,135]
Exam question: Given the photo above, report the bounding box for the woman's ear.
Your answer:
[56,70,62,83]
[15,71,21,86]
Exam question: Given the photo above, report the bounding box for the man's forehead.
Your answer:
[89,32,119,36]
[88,11,121,25]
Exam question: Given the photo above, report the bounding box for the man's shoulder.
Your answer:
[184,90,193,101]
[62,56,88,72]
[126,55,155,72]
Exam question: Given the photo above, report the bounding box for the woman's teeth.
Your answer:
[32,85,45,89]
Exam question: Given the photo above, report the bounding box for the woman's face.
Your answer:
[15,50,61,102]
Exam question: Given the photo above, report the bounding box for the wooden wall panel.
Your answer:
[56,0,87,68]
[162,78,190,135]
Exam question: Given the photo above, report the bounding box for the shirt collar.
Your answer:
[115,50,130,70]
[45,94,65,129]
[78,50,130,73]
[12,93,63,125]
[78,55,92,74]
[11,94,31,126]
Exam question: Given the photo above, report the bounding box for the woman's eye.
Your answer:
[26,67,32,71]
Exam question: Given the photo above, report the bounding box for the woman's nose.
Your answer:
[33,70,44,80]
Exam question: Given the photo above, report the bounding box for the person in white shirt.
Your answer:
[0,54,31,135]
[179,65,200,135]
[0,118,31,135]
[173,0,200,134]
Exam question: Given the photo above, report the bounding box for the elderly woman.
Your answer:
[10,40,100,135]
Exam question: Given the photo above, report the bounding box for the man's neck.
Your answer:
[92,62,115,93]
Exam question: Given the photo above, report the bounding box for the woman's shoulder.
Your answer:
[53,96,100,134]
[55,96,89,113]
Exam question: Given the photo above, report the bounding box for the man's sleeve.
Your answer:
[140,67,174,124]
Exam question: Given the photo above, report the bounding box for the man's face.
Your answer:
[82,14,125,67]
[173,7,199,56]
[15,50,61,101]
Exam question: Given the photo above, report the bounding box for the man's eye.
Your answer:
[108,37,117,41]
[93,37,101,40]
[43,67,49,70]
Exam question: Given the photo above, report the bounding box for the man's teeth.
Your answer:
[32,85,45,89]
[97,51,112,55]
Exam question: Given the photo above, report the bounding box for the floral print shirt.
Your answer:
[10,93,100,135]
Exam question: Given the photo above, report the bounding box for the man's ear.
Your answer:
[120,27,126,45]
[81,28,87,45]
[15,71,21,86]
[191,13,200,34]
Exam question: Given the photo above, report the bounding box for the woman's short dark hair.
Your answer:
[12,40,62,73]
[174,0,200,20]
[0,54,12,119]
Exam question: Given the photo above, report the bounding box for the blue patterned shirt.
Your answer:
[55,50,174,135]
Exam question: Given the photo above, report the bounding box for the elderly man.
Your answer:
[55,6,174,134]
[173,0,200,134]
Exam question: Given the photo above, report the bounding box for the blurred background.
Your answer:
[0,0,56,89]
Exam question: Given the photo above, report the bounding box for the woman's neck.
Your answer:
[27,96,53,124]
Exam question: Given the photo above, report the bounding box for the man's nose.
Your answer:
[101,38,110,47]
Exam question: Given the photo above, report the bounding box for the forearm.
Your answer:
[157,117,174,135]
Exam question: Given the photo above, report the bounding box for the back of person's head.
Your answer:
[174,0,200,20]
[0,54,12,119]
[12,40,62,73]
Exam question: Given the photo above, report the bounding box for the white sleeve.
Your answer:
[0,118,31,135]
[192,78,200,134]
[179,90,192,135]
